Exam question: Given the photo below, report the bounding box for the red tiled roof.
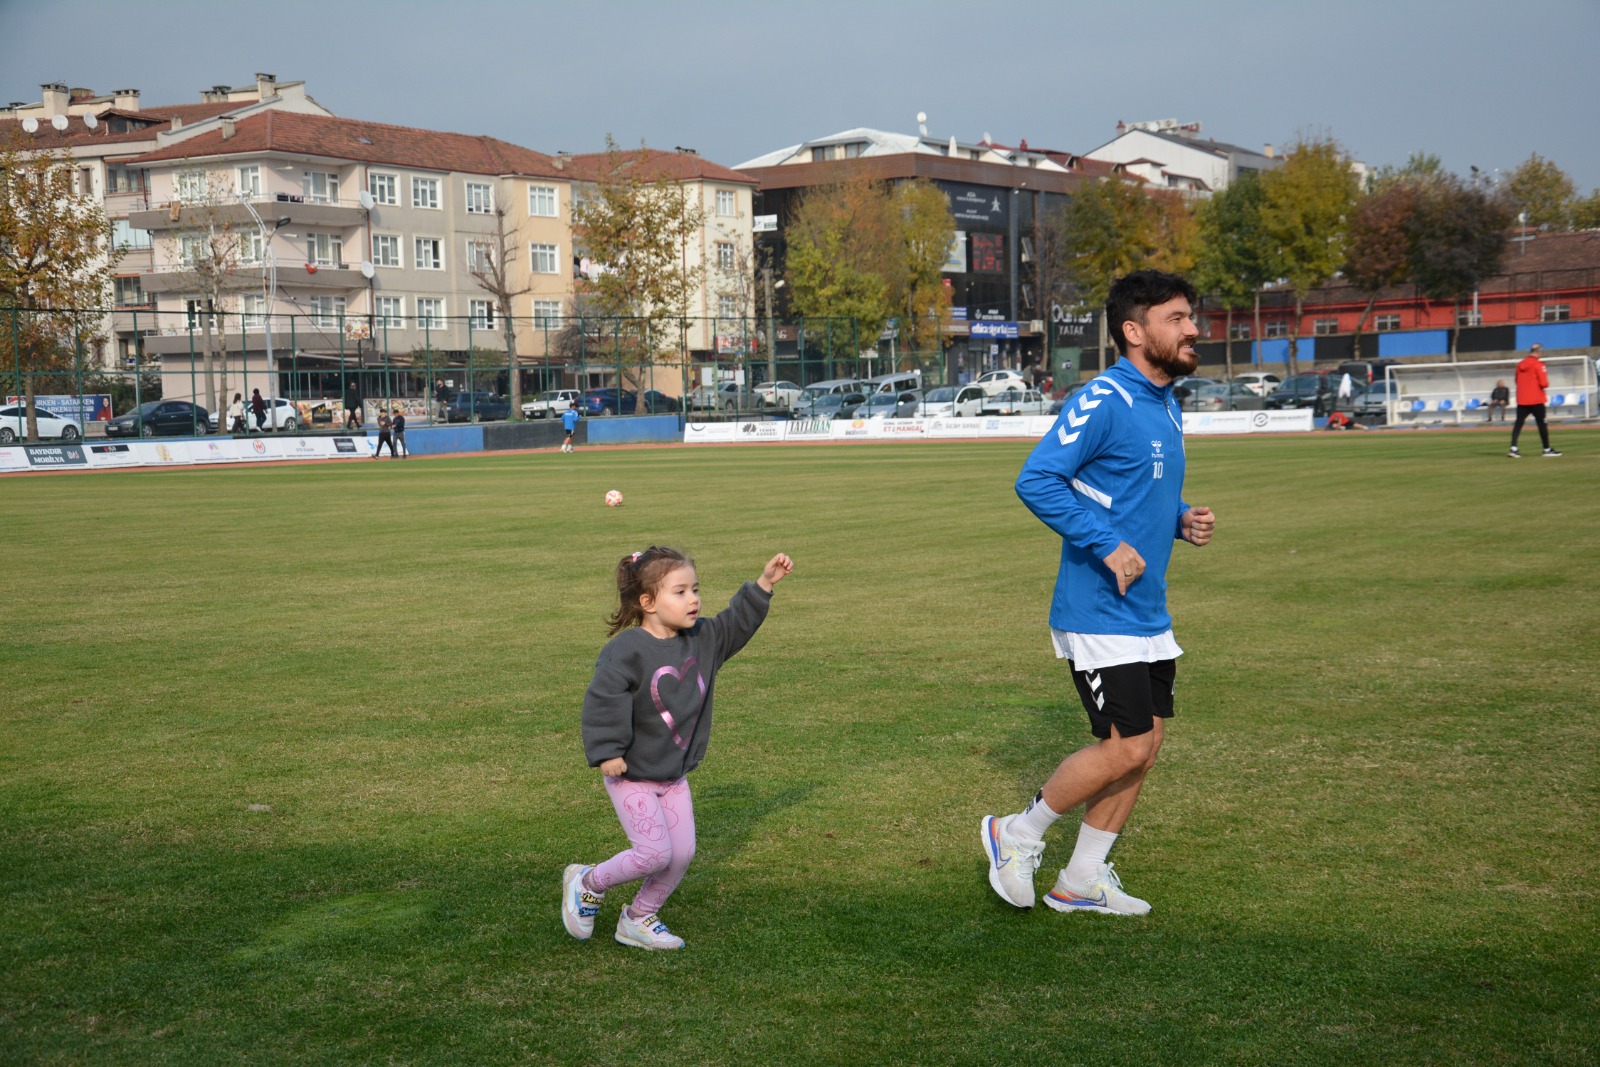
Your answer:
[562,147,757,186]
[120,111,567,178]
[0,101,247,152]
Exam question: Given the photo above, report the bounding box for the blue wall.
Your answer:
[586,415,680,444]
[1378,330,1450,358]
[372,425,483,456]
[1516,322,1591,351]
[1252,338,1313,364]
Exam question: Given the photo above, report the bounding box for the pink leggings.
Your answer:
[587,776,697,916]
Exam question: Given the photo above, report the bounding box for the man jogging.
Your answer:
[560,402,580,453]
[982,269,1216,916]
[1509,343,1561,457]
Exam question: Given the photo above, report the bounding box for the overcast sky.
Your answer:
[3,0,1597,191]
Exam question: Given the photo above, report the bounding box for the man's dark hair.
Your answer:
[1105,270,1198,356]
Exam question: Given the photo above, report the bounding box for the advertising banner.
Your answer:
[1182,409,1313,434]
[7,394,113,422]
[85,442,140,468]
[0,446,30,471]
[784,417,833,440]
[24,443,88,467]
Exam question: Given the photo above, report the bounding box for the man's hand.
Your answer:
[600,757,627,777]
[1103,542,1145,596]
[758,553,794,593]
[1181,506,1216,547]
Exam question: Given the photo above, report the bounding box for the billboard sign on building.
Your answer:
[946,185,1009,226]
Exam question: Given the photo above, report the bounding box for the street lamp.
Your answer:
[239,194,290,417]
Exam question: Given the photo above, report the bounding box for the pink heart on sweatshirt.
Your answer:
[651,658,707,749]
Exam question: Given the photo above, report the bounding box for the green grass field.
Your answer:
[3,429,1597,1066]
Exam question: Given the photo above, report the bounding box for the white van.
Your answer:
[866,370,923,396]
[795,379,870,415]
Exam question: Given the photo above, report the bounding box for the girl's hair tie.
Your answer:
[630,551,642,563]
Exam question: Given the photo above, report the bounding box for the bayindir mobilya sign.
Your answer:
[25,443,88,467]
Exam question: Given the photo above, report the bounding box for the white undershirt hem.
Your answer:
[1049,628,1183,671]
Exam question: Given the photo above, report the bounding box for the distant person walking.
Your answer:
[374,409,396,458]
[1487,380,1510,422]
[1509,343,1561,457]
[346,384,363,430]
[434,379,450,423]
[392,407,407,458]
[561,403,581,453]
[250,388,267,432]
[227,393,246,434]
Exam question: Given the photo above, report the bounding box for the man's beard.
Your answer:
[1145,330,1198,381]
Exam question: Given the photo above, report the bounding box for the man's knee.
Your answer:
[1104,727,1159,776]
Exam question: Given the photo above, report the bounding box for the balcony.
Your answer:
[140,261,364,293]
[128,195,365,233]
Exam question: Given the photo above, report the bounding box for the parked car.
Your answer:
[210,396,300,433]
[104,400,212,438]
[919,384,987,418]
[752,380,803,409]
[973,369,1029,396]
[581,388,637,416]
[445,392,512,422]
[1348,378,1402,418]
[1170,375,1220,402]
[1264,374,1332,411]
[855,390,922,420]
[638,390,681,413]
[865,370,923,396]
[982,388,1051,416]
[0,404,83,442]
[1047,382,1088,415]
[522,389,583,419]
[795,379,871,410]
[1231,372,1281,396]
[795,391,867,419]
[1179,384,1232,412]
[1221,381,1267,410]
[688,381,748,411]
[1337,359,1402,386]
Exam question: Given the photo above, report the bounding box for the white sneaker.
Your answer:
[561,863,604,940]
[1508,447,1521,458]
[1044,862,1151,916]
[980,814,1044,909]
[1543,448,1563,457]
[615,909,685,950]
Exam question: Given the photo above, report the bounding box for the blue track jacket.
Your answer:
[1016,358,1190,637]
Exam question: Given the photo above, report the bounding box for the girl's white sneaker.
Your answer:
[615,909,685,950]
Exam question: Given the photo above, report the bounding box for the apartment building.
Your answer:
[0,75,329,369]
[120,111,576,403]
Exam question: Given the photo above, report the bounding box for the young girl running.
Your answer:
[563,545,793,950]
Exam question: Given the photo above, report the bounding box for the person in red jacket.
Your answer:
[1510,343,1561,458]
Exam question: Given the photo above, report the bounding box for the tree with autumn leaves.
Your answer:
[784,174,954,362]
[0,129,122,439]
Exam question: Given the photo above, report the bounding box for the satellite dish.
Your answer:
[51,114,68,131]
[359,261,375,279]
[358,190,374,211]
[84,113,99,129]
[917,111,928,137]
[21,117,38,133]
[917,111,927,124]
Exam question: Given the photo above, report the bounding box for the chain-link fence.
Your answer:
[3,307,990,437]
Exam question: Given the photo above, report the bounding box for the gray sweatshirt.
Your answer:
[581,582,772,781]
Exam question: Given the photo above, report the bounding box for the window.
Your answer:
[1541,304,1570,322]
[241,294,266,329]
[532,300,562,328]
[1263,320,1288,338]
[811,147,828,163]
[239,231,264,265]
[466,239,495,273]
[303,171,340,204]
[184,299,210,329]
[414,237,443,271]
[715,241,735,272]
[111,219,152,250]
[310,295,346,328]
[1457,308,1482,327]
[469,300,495,329]
[307,232,343,267]
[113,277,147,306]
[1313,318,1339,336]
[1228,322,1251,340]
[372,234,401,268]
[718,296,738,319]
[175,171,209,203]
[528,185,558,217]
[237,165,260,197]
[530,242,558,274]
[465,181,494,214]
[716,189,736,216]
[179,234,212,267]
[416,297,444,329]
[368,172,397,205]
[1374,314,1400,331]
[106,164,147,193]
[375,296,405,328]
[412,176,440,209]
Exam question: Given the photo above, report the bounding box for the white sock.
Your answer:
[1064,823,1119,883]
[1008,790,1062,844]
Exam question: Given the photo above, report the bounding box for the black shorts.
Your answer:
[1068,658,1176,739]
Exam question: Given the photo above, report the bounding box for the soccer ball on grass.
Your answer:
[604,489,624,508]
